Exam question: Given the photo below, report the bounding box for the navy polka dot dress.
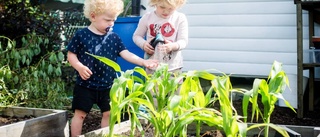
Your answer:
[67,28,126,89]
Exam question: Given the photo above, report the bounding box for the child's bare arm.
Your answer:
[67,51,92,80]
[119,50,158,69]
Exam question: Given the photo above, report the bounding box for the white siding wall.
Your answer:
[177,0,314,108]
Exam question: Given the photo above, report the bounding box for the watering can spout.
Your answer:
[150,33,165,48]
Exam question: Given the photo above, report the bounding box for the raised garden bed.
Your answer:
[0,107,69,137]
[80,120,320,137]
[79,120,131,137]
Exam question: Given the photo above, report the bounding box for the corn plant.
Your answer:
[86,52,221,136]
[242,61,296,137]
[106,64,202,137]
[87,52,294,137]
[210,74,243,137]
[179,70,219,137]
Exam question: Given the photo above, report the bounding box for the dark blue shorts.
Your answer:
[71,84,110,113]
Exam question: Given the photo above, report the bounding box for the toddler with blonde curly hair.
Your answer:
[67,0,158,136]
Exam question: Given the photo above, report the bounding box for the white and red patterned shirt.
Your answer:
[133,11,188,72]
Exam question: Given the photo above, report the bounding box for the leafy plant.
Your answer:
[242,61,296,137]
[87,52,294,137]
[0,34,69,109]
[0,65,27,107]
[0,0,66,51]
[105,64,224,137]
[0,0,77,109]
[210,74,244,137]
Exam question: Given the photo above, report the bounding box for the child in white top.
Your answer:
[133,0,188,73]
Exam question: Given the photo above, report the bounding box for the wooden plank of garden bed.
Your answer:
[0,107,69,137]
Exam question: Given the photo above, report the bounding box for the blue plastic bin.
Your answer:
[113,16,143,72]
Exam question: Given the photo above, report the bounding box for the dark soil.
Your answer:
[0,115,36,126]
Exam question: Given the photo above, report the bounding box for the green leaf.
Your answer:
[22,55,26,64]
[33,71,38,78]
[7,40,12,50]
[55,67,62,76]
[49,54,57,63]
[247,123,289,137]
[85,52,121,72]
[57,52,64,61]
[195,70,216,81]
[26,59,30,66]
[13,76,19,84]
[41,60,46,68]
[22,37,26,45]
[14,52,20,59]
[133,66,149,80]
[168,95,181,110]
[34,47,41,55]
[48,64,53,74]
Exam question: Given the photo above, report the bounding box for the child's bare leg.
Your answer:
[71,109,87,137]
[101,111,110,127]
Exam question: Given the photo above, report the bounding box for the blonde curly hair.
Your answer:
[83,0,124,19]
[149,0,186,8]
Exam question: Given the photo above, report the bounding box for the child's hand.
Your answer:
[143,42,155,55]
[142,59,158,69]
[77,65,93,80]
[160,39,175,53]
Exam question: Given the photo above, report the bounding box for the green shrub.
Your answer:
[0,0,65,51]
[0,0,73,109]
[0,34,70,109]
